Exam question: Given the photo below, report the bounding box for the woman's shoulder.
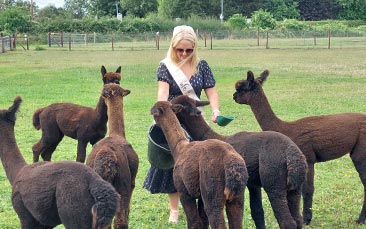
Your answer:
[198,59,208,65]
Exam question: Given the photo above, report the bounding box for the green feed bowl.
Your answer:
[217,115,235,126]
[147,124,174,169]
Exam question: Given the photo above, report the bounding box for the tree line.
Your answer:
[0,0,365,35]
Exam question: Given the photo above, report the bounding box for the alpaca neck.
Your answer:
[106,97,125,138]
[157,113,189,161]
[0,122,27,185]
[179,115,226,141]
[95,96,108,126]
[250,89,283,131]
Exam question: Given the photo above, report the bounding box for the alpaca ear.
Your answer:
[151,106,163,116]
[196,101,210,107]
[247,71,255,82]
[6,96,22,122]
[116,66,122,74]
[257,69,269,85]
[122,89,131,97]
[172,104,184,114]
[101,66,107,76]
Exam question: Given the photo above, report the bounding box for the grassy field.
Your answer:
[0,42,366,228]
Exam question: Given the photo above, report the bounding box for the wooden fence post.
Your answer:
[204,32,207,47]
[1,33,4,53]
[266,31,269,49]
[210,32,213,50]
[69,34,71,51]
[328,29,331,49]
[156,32,160,50]
[61,32,64,47]
[26,33,29,50]
[111,33,114,51]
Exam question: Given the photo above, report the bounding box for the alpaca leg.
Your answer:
[351,150,366,224]
[225,192,244,229]
[12,194,51,229]
[32,136,63,162]
[32,140,42,162]
[76,140,88,162]
[266,191,297,229]
[180,192,203,228]
[200,190,227,229]
[287,189,303,229]
[302,163,315,225]
[203,201,226,229]
[198,198,209,228]
[113,186,131,229]
[248,187,266,229]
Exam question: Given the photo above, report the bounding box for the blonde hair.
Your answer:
[166,25,200,74]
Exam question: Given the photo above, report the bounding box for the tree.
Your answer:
[157,0,179,19]
[37,6,70,22]
[336,0,366,20]
[89,0,119,18]
[251,9,276,30]
[64,0,89,19]
[0,7,31,33]
[228,14,248,30]
[297,0,339,20]
[264,0,300,20]
[121,0,158,18]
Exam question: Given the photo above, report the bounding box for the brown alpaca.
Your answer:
[102,65,121,84]
[151,101,248,229]
[171,95,307,229]
[233,70,366,225]
[0,96,120,229]
[86,84,139,229]
[32,66,122,163]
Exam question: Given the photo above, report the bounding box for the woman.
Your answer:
[143,25,220,223]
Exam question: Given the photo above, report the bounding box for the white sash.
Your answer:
[161,58,200,101]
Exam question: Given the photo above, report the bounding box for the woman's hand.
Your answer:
[212,109,220,123]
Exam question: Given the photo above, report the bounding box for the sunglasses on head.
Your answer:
[175,48,194,54]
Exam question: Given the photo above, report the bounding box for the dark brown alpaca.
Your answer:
[233,70,366,225]
[151,101,248,229]
[0,96,120,229]
[32,66,122,163]
[171,95,307,229]
[86,84,139,229]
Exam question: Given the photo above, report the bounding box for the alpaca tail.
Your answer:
[90,179,120,229]
[93,150,119,184]
[32,108,43,130]
[286,143,308,191]
[223,152,248,201]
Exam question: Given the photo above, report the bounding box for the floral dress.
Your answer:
[143,59,216,193]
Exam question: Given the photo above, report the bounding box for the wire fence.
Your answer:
[2,29,366,53]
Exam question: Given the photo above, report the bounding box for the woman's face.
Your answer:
[174,39,194,62]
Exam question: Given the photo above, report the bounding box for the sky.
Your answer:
[36,0,65,9]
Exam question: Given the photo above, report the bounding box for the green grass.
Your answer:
[0,43,366,228]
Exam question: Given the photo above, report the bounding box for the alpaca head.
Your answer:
[171,95,209,121]
[151,101,183,126]
[102,83,130,105]
[233,69,269,104]
[0,96,22,125]
[101,66,122,84]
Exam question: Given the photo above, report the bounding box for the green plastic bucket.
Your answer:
[147,124,174,169]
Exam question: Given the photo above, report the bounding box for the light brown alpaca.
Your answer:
[171,95,307,229]
[32,66,122,163]
[151,101,248,229]
[86,83,139,229]
[233,70,366,225]
[0,96,120,229]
